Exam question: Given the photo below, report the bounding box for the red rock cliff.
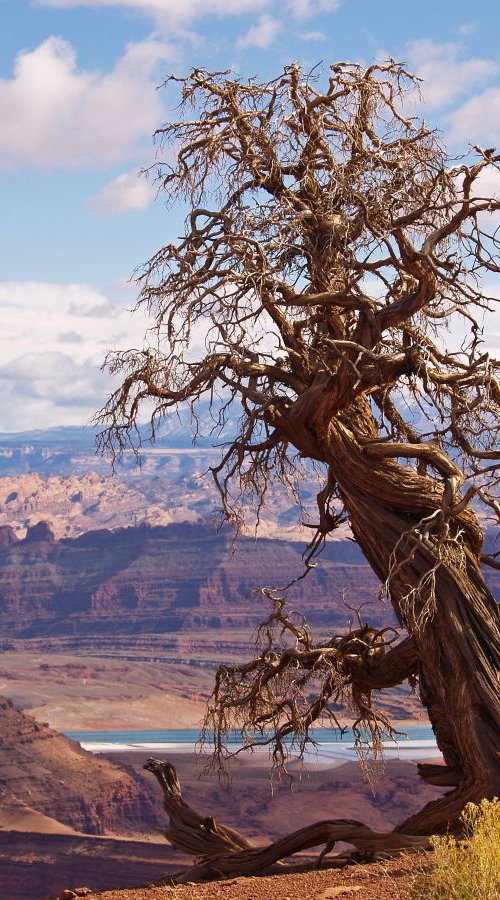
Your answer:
[0,697,162,835]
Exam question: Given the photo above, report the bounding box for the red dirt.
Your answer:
[58,851,433,900]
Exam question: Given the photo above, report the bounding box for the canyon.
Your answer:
[0,520,382,639]
[0,426,497,899]
[0,697,183,899]
[0,422,347,543]
[0,517,428,731]
[0,697,161,836]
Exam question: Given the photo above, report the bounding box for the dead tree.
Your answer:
[98,61,500,852]
[143,757,429,883]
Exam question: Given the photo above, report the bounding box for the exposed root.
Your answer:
[144,758,430,884]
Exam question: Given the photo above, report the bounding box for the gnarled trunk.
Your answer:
[316,409,500,833]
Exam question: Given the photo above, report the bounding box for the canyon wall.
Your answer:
[0,521,389,639]
[0,696,162,835]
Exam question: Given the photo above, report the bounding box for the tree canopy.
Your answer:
[100,61,499,538]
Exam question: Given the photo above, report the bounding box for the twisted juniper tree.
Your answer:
[98,61,500,857]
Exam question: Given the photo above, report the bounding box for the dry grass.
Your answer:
[412,798,500,900]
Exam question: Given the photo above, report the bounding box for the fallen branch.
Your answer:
[144,758,430,884]
[143,759,252,856]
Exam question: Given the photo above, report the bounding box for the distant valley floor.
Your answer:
[0,639,428,733]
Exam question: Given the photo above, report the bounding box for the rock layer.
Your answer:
[0,521,387,639]
[0,697,162,835]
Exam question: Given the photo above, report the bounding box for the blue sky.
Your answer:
[1,0,500,430]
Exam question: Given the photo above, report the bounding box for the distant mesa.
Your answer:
[0,519,385,640]
[0,518,497,642]
[0,525,19,549]
[24,521,55,543]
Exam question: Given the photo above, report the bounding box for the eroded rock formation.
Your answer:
[0,521,386,639]
[0,697,162,835]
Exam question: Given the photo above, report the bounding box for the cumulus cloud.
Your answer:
[0,36,173,169]
[0,281,150,430]
[68,297,118,317]
[0,282,148,360]
[87,170,156,213]
[406,39,498,110]
[237,15,281,49]
[472,165,500,202]
[0,352,106,407]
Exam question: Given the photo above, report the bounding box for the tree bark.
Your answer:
[313,408,500,834]
[144,758,429,883]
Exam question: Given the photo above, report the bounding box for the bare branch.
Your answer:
[97,61,500,845]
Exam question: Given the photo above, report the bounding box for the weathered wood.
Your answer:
[315,405,500,834]
[417,763,462,787]
[100,61,500,841]
[143,758,253,856]
[144,758,430,884]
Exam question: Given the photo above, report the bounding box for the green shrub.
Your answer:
[413,798,500,900]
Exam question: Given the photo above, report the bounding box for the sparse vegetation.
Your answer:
[413,798,500,900]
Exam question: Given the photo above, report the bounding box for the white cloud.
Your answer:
[301,30,328,41]
[447,87,500,147]
[456,22,477,37]
[37,0,340,25]
[58,330,84,343]
[0,282,148,361]
[286,0,341,19]
[237,15,281,49]
[406,39,498,110]
[472,165,500,201]
[0,351,107,414]
[0,36,173,169]
[0,281,150,430]
[87,170,156,213]
[37,0,269,25]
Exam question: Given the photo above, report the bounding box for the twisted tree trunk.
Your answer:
[271,390,500,833]
[317,409,500,834]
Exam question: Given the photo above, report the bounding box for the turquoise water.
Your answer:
[65,725,435,745]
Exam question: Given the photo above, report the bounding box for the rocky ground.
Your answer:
[57,851,434,900]
[0,727,444,899]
